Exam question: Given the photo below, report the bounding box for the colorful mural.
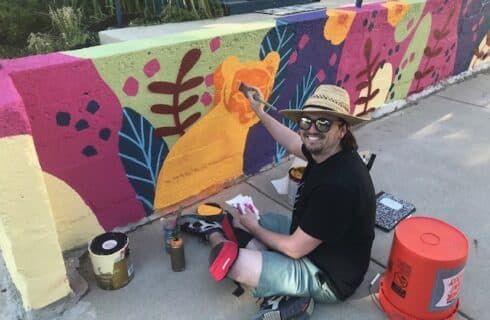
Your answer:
[1,0,488,308]
[1,0,489,250]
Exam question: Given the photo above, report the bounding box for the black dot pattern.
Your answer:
[99,128,111,141]
[75,119,89,131]
[87,100,100,114]
[82,146,98,157]
[54,99,110,158]
[56,112,71,126]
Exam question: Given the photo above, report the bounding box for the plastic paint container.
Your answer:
[379,217,468,320]
[288,166,304,206]
[88,232,134,290]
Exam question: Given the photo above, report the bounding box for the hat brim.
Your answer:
[279,109,369,126]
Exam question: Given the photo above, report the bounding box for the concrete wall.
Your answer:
[0,0,488,310]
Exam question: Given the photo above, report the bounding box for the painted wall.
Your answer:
[0,0,488,309]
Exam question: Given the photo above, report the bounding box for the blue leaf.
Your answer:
[119,107,169,215]
[275,66,318,162]
[260,23,296,108]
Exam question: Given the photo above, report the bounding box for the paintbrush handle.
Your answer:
[253,95,278,111]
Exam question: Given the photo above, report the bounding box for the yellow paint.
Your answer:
[354,62,393,116]
[469,32,490,69]
[154,53,279,209]
[382,1,411,27]
[0,135,71,309]
[324,9,357,45]
[43,172,104,251]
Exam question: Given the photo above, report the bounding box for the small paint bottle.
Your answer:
[170,237,185,272]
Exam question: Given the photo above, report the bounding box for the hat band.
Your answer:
[303,105,333,112]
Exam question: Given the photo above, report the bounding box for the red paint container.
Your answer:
[379,217,468,320]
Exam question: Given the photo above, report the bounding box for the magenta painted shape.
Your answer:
[143,59,160,77]
[209,37,221,52]
[329,52,337,66]
[200,92,213,106]
[1,53,80,138]
[204,73,214,86]
[408,1,462,93]
[123,77,139,96]
[316,69,326,83]
[289,50,298,65]
[298,34,310,50]
[0,70,31,138]
[9,57,145,230]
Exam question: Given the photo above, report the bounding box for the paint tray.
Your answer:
[375,191,416,232]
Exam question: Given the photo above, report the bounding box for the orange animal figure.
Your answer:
[154,53,279,209]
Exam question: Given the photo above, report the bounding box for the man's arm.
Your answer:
[239,211,322,259]
[245,88,305,160]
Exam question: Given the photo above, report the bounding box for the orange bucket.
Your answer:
[379,217,468,320]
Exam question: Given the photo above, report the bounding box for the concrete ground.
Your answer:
[71,71,489,320]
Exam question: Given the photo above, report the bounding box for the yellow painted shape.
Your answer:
[382,1,411,27]
[154,53,279,209]
[0,135,71,309]
[469,32,490,69]
[324,9,357,45]
[43,172,104,251]
[354,62,393,116]
[197,204,223,216]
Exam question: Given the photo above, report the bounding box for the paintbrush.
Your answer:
[238,82,278,111]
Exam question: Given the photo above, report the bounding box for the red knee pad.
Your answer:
[209,240,238,282]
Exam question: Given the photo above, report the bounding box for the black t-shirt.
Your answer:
[290,145,376,300]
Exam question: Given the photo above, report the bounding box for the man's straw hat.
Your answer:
[279,85,369,126]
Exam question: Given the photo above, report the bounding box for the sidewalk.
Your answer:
[71,71,489,320]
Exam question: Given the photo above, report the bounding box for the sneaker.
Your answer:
[179,213,238,244]
[252,296,314,320]
[208,240,238,281]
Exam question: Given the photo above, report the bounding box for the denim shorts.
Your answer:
[251,213,339,304]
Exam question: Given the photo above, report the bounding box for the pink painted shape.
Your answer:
[401,59,408,69]
[200,92,213,106]
[329,52,338,66]
[204,74,214,86]
[407,19,414,31]
[406,0,462,94]
[289,50,298,65]
[143,59,160,77]
[298,34,310,50]
[409,52,416,63]
[316,69,326,83]
[0,70,31,137]
[1,53,81,138]
[209,37,221,52]
[10,58,145,230]
[123,77,139,96]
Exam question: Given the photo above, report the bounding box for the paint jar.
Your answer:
[170,237,185,272]
[88,232,134,290]
[288,166,305,206]
[162,212,180,253]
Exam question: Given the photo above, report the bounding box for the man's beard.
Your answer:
[305,144,324,155]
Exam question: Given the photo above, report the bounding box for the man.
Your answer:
[179,84,376,320]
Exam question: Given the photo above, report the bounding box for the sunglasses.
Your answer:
[298,117,333,133]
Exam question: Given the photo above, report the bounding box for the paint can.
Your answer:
[288,166,304,206]
[169,237,185,272]
[88,232,134,290]
[162,209,182,253]
[378,217,468,320]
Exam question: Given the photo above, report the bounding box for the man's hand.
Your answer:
[240,83,265,114]
[238,205,260,233]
